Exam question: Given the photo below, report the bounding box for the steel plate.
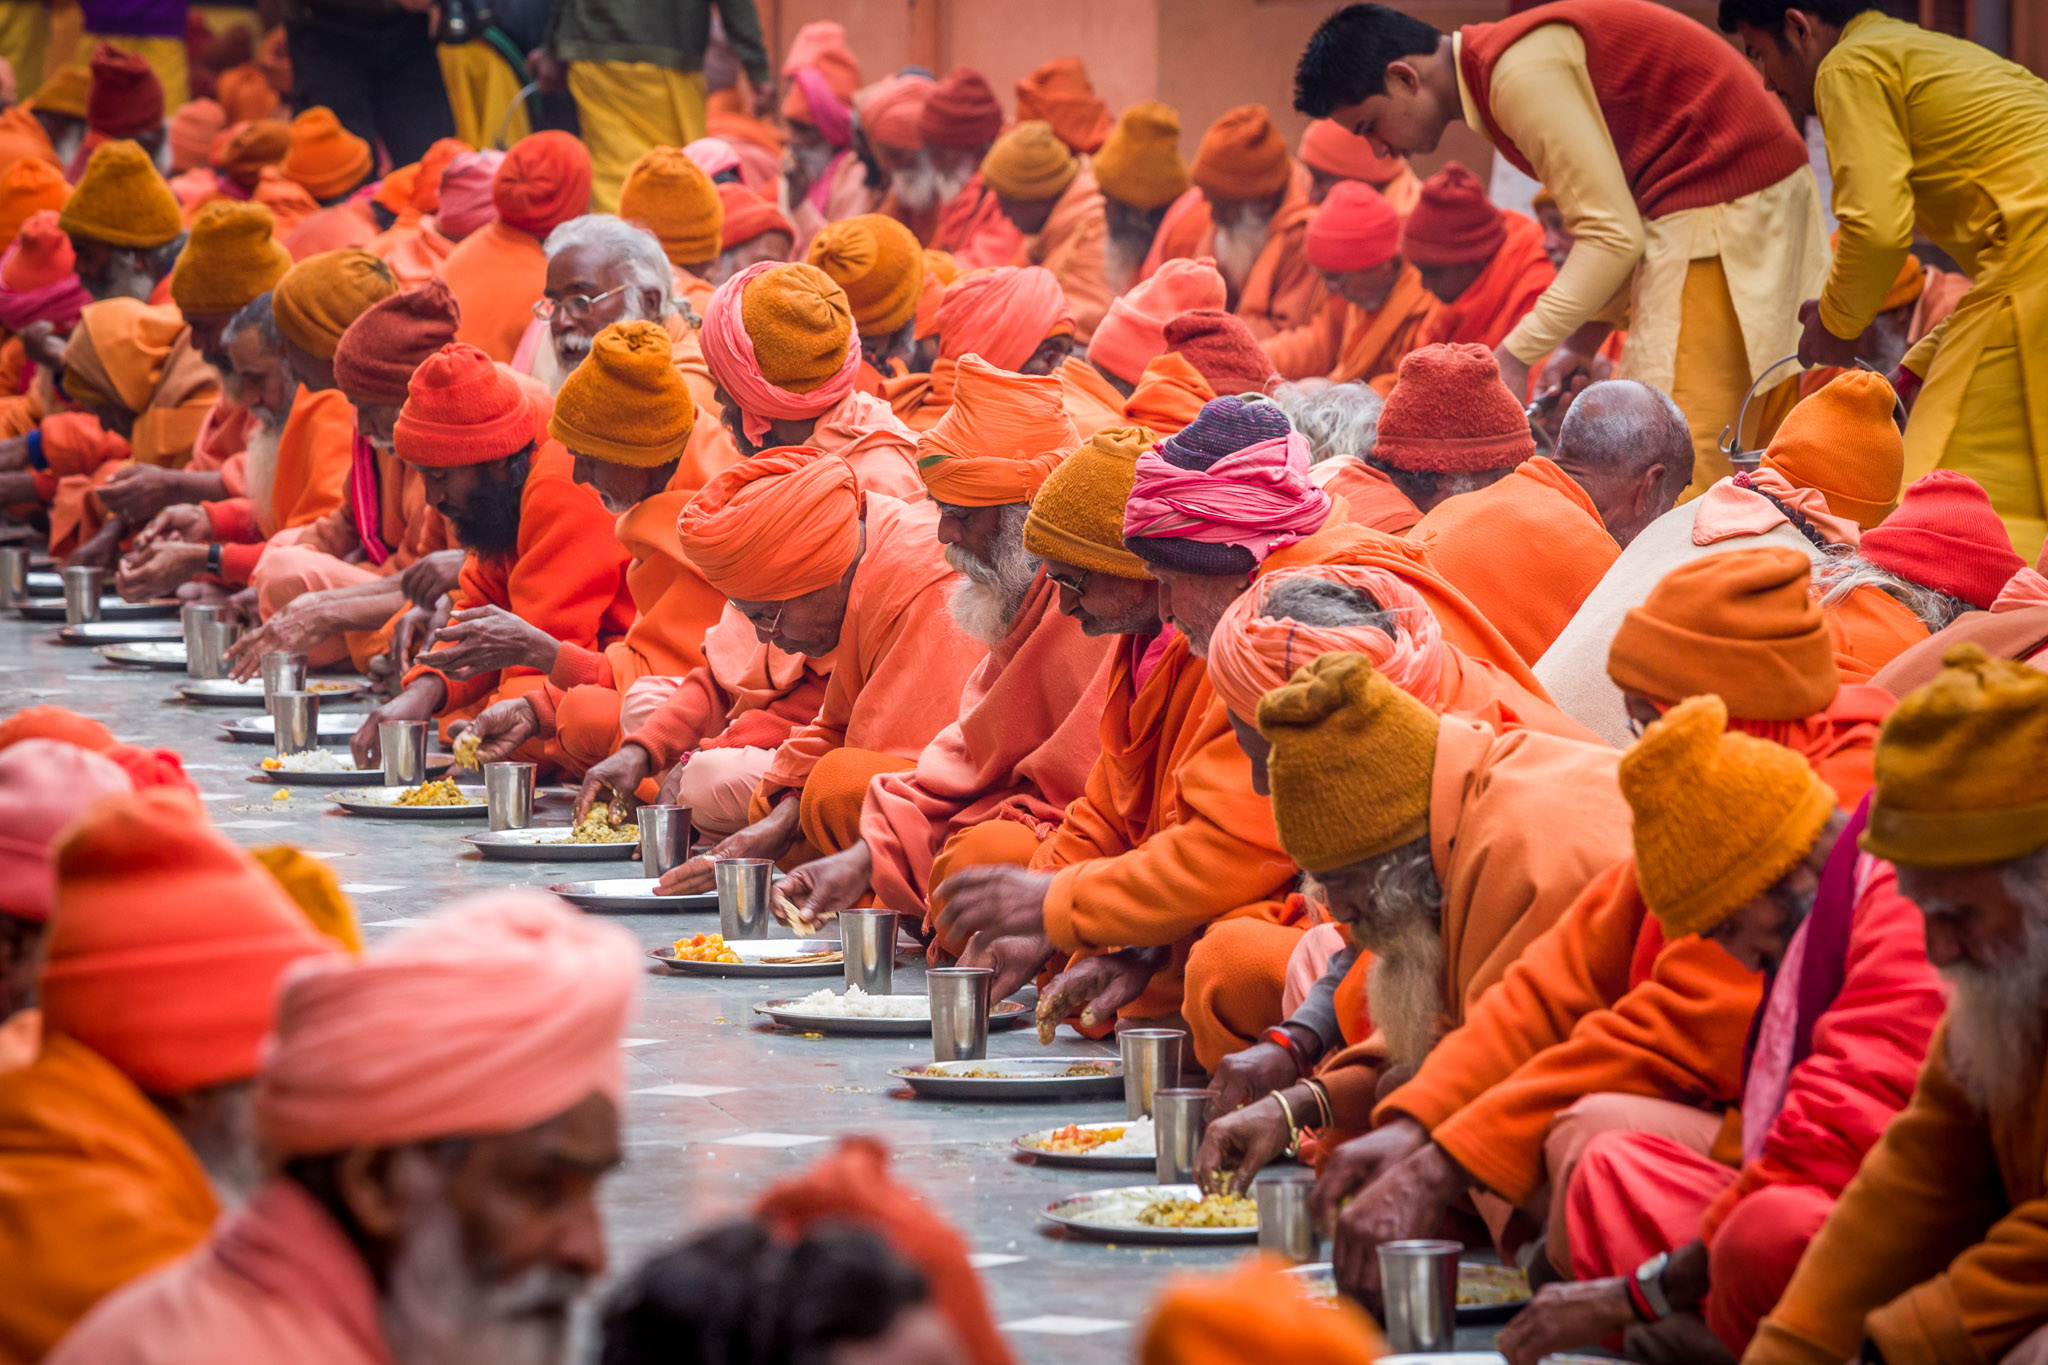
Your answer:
[893,1057,1124,1101]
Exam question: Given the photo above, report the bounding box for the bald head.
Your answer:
[1551,380,1694,548]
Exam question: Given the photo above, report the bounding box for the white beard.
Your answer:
[1943,901,2048,1118]
[243,420,282,535]
[1367,917,1447,1072]
[1212,214,1271,298]
[892,160,942,215]
[942,510,1037,646]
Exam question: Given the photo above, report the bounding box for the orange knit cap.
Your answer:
[1087,256,1227,387]
[215,63,278,123]
[917,353,1078,506]
[679,446,862,601]
[717,181,794,250]
[738,260,854,391]
[0,704,116,753]
[493,130,593,239]
[805,212,922,335]
[1760,369,1904,529]
[1306,180,1401,274]
[394,342,538,467]
[0,158,68,248]
[619,146,724,267]
[1141,1257,1387,1365]
[30,63,91,121]
[1094,100,1190,213]
[170,199,291,315]
[271,247,399,359]
[1608,547,1839,720]
[935,264,1073,370]
[2,210,74,291]
[411,136,469,215]
[1297,118,1407,186]
[980,120,1079,203]
[41,787,335,1093]
[215,117,290,191]
[1191,105,1291,202]
[1374,342,1533,473]
[60,139,182,248]
[168,97,225,174]
[549,319,696,467]
[1401,163,1505,266]
[1015,57,1113,155]
[281,106,372,201]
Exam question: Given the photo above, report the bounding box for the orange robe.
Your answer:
[1028,167,1111,343]
[1121,351,1214,436]
[1312,457,1421,535]
[882,358,958,435]
[201,387,360,585]
[807,390,924,501]
[1225,180,1324,340]
[930,173,1024,270]
[174,168,320,234]
[1056,356,1126,440]
[1410,456,1621,667]
[366,217,457,288]
[1137,185,1208,283]
[1262,262,1436,386]
[1826,583,1932,683]
[0,1033,218,1365]
[281,200,378,260]
[440,219,548,363]
[1730,683,1892,808]
[1414,211,1556,356]
[1378,858,1761,1207]
[624,608,832,769]
[861,570,1113,916]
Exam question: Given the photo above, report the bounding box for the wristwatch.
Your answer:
[1632,1251,1673,1321]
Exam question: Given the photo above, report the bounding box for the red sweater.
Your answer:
[1459,0,1809,221]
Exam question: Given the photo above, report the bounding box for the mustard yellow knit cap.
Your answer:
[1022,424,1156,579]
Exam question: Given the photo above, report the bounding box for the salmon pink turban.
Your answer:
[684,136,743,181]
[0,704,191,792]
[783,66,853,149]
[0,739,131,923]
[1014,57,1113,155]
[1086,256,1226,387]
[855,72,933,152]
[679,447,862,601]
[1306,180,1400,274]
[0,211,89,332]
[917,355,1078,506]
[1207,564,1445,719]
[702,260,861,443]
[168,97,225,174]
[255,890,641,1154]
[436,149,503,240]
[493,130,592,239]
[718,182,794,249]
[1297,118,1407,186]
[935,265,1073,370]
[1124,397,1330,573]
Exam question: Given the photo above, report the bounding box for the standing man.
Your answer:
[280,0,455,167]
[1294,0,1830,490]
[1721,1,2048,561]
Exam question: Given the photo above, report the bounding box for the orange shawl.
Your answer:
[1826,583,1931,683]
[441,219,548,363]
[1415,210,1555,357]
[1031,167,1111,342]
[1262,262,1436,387]
[1312,457,1421,535]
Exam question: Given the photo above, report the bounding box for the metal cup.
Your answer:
[260,652,308,707]
[928,966,993,1062]
[380,720,428,786]
[61,565,103,625]
[839,907,896,995]
[1153,1088,1210,1185]
[180,603,220,675]
[0,545,28,606]
[714,856,772,939]
[1120,1028,1185,1119]
[1255,1170,1319,1263]
[1377,1239,1462,1353]
[640,805,694,880]
[187,618,240,681]
[484,761,535,831]
[269,691,318,758]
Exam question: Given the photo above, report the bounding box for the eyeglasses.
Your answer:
[739,601,786,636]
[1044,568,1091,595]
[532,284,629,322]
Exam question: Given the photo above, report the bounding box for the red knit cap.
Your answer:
[492,130,592,239]
[718,182,794,249]
[1374,342,1534,473]
[87,42,163,138]
[394,342,536,467]
[1306,180,1400,274]
[2,210,75,291]
[1400,163,1505,267]
[1857,470,2025,609]
[918,66,1004,150]
[1163,308,1279,398]
[335,279,462,407]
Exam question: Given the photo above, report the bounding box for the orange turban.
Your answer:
[619,145,723,266]
[1094,100,1190,212]
[0,106,57,182]
[0,157,68,248]
[1297,118,1408,186]
[60,139,182,248]
[215,117,290,191]
[1401,163,1505,266]
[1609,546,1839,720]
[1208,563,1446,718]
[0,739,131,924]
[914,250,961,340]
[170,199,291,315]
[679,446,861,601]
[168,97,225,174]
[917,354,1078,506]
[1015,57,1113,155]
[1191,105,1291,202]
[1086,256,1226,387]
[780,20,861,99]
[806,212,922,335]
[215,63,278,123]
[271,247,399,359]
[1760,369,1904,529]
[255,890,640,1154]
[493,130,593,239]
[30,64,91,121]
[550,319,696,467]
[936,265,1073,370]
[1141,1259,1386,1365]
[411,136,468,215]
[281,106,371,201]
[980,120,1079,203]
[855,72,932,152]
[42,788,334,1094]
[717,181,794,249]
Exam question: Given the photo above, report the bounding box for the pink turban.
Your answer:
[787,66,854,149]
[1124,417,1331,566]
[255,890,641,1154]
[856,73,934,152]
[436,149,504,240]
[1207,564,1445,718]
[0,739,132,923]
[1086,256,1227,387]
[701,259,863,444]
[684,136,743,180]
[935,265,1074,370]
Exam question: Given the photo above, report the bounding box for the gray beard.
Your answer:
[1368,917,1448,1072]
[1212,215,1270,297]
[942,509,1038,646]
[243,420,283,534]
[1944,899,2048,1118]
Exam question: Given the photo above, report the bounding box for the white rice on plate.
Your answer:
[786,985,929,1019]
[263,749,357,773]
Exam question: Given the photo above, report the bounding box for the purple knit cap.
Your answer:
[1157,396,1293,472]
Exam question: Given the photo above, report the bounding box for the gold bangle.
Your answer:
[1272,1091,1301,1156]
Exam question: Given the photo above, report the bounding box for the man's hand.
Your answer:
[527,47,568,93]
[1797,298,1861,368]
[225,599,335,679]
[387,603,441,675]
[1310,1116,1429,1230]
[957,931,1059,1005]
[775,840,873,929]
[423,604,560,681]
[350,678,445,768]
[1330,1140,1470,1307]
[1498,1279,1638,1365]
[0,469,36,504]
[459,696,540,765]
[1195,1095,1294,1197]
[133,503,211,550]
[16,321,63,369]
[96,465,195,526]
[1036,948,1165,1033]
[577,742,654,822]
[1208,1039,1306,1119]
[656,796,801,896]
[930,864,1056,948]
[400,549,465,609]
[1492,343,1533,403]
[115,539,207,600]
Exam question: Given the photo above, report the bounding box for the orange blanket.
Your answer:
[441,219,548,363]
[624,606,832,767]
[1056,355,1125,440]
[1121,351,1214,436]
[367,217,458,288]
[1415,210,1556,356]
[1730,683,1892,808]
[809,390,925,501]
[1262,261,1435,386]
[1312,457,1421,535]
[931,173,1025,270]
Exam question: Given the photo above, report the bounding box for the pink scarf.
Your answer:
[1122,431,1331,562]
[1692,467,1863,548]
[791,67,854,150]
[0,275,88,333]
[1995,565,2048,612]
[701,259,864,444]
[210,168,255,202]
[1740,913,1814,1165]
[1206,563,1444,716]
[348,432,389,566]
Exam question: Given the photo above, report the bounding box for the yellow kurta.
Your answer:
[1815,11,2048,561]
[438,39,531,149]
[566,61,709,214]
